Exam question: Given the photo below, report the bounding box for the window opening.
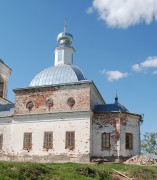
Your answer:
[66,131,75,150]
[102,133,110,149]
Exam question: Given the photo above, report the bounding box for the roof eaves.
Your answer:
[0,59,12,71]
[13,80,93,92]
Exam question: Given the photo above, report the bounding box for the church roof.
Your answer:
[29,64,86,87]
[0,103,14,117]
[93,96,129,113]
[0,59,11,70]
[94,103,129,113]
[0,59,4,63]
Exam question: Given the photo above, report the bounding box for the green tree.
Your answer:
[141,132,157,154]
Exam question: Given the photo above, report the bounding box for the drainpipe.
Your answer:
[139,114,144,154]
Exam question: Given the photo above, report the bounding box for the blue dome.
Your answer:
[29,64,86,87]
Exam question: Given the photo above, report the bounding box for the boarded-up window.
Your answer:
[102,133,110,149]
[44,132,53,149]
[23,133,32,150]
[66,132,75,150]
[126,133,133,149]
[0,134,3,149]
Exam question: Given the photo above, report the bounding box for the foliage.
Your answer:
[0,161,156,180]
[141,132,157,154]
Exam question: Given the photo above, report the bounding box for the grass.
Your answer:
[0,161,156,180]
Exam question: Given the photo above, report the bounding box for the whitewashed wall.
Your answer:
[0,119,12,155]
[92,117,118,158]
[0,112,91,163]
[120,115,140,157]
[91,113,141,161]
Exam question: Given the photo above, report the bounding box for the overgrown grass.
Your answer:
[0,161,156,180]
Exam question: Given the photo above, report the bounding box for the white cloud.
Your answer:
[86,7,93,14]
[132,64,142,72]
[132,56,157,72]
[100,69,128,81]
[141,57,157,68]
[88,0,157,28]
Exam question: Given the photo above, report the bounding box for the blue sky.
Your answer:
[0,0,157,135]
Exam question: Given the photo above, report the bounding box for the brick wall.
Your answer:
[14,84,91,115]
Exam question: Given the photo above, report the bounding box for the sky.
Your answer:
[0,0,157,135]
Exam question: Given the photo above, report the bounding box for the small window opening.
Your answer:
[66,131,75,150]
[43,132,53,149]
[0,134,3,149]
[126,133,133,149]
[23,133,32,150]
[102,133,110,149]
[0,82,4,98]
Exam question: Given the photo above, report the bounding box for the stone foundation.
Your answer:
[0,154,90,163]
[91,156,133,163]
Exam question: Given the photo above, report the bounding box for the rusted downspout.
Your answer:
[139,114,144,154]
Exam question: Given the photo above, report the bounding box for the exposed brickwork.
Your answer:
[14,84,91,115]
[92,112,140,160]
[0,61,11,100]
[93,113,120,156]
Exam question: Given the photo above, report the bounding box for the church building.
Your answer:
[0,21,143,163]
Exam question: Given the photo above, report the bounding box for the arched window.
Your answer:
[0,76,4,98]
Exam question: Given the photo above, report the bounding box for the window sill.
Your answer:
[101,148,110,151]
[23,148,32,152]
[65,147,75,151]
[43,147,53,151]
